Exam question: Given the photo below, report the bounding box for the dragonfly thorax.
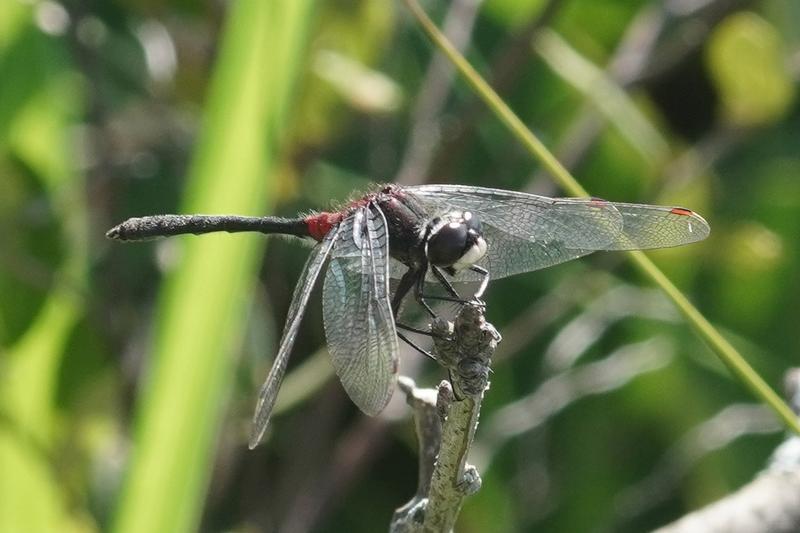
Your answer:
[425,210,487,273]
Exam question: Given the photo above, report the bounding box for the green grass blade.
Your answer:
[401,0,800,435]
[532,29,669,164]
[112,2,316,533]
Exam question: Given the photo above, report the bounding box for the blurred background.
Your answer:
[2,0,799,531]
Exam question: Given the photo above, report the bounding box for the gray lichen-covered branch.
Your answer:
[654,368,800,533]
[653,438,800,533]
[391,303,500,532]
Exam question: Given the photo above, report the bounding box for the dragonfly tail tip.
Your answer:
[106,224,123,240]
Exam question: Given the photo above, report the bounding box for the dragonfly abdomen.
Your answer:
[106,214,311,241]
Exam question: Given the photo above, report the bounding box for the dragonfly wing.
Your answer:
[405,184,709,279]
[406,184,624,279]
[323,204,398,416]
[248,224,341,449]
[595,202,710,250]
[475,222,598,279]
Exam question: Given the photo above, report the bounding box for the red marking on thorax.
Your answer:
[305,212,343,241]
[670,207,693,216]
[305,187,392,241]
[345,197,371,210]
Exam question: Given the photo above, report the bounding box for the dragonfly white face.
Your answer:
[425,210,488,273]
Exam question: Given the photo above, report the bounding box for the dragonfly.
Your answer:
[107,183,710,448]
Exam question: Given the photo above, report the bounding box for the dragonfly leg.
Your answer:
[396,322,434,337]
[413,263,439,318]
[417,265,477,306]
[392,265,439,320]
[397,331,438,362]
[419,294,468,305]
[470,265,490,300]
[431,265,462,299]
[392,266,423,317]
[408,263,485,317]
[396,321,453,341]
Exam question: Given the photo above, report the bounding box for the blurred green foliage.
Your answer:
[1,0,799,532]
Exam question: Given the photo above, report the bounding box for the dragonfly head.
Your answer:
[425,210,487,273]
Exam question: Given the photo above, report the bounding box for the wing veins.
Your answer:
[248,224,341,449]
[323,204,397,415]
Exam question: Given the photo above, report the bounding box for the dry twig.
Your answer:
[391,302,500,532]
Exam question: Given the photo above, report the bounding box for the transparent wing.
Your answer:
[248,225,341,449]
[323,204,398,416]
[405,184,708,279]
[600,202,710,250]
[389,226,597,282]
[405,184,623,279]
[406,184,625,248]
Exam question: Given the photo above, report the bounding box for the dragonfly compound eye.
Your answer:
[426,211,487,271]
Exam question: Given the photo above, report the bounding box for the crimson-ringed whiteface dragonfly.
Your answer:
[107,184,710,448]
